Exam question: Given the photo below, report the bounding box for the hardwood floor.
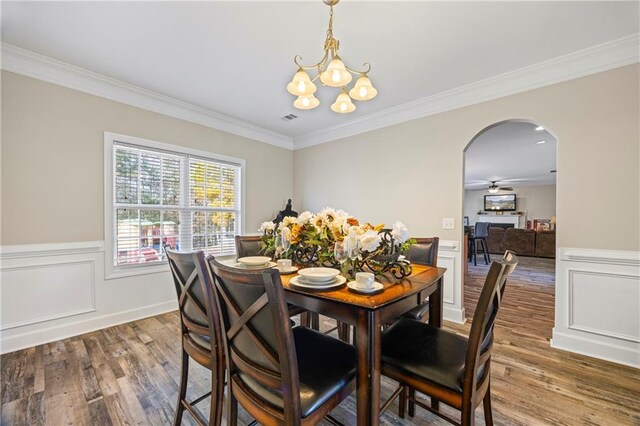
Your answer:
[2,256,639,425]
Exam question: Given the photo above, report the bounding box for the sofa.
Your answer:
[485,226,555,258]
[535,230,556,258]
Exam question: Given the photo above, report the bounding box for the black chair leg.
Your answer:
[408,387,416,417]
[227,389,238,426]
[483,384,494,426]
[473,240,477,266]
[310,312,320,330]
[174,349,189,426]
[398,386,407,419]
[431,397,440,411]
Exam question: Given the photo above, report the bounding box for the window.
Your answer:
[105,132,244,277]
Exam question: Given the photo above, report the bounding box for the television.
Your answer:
[484,194,516,212]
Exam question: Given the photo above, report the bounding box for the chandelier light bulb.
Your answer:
[330,91,356,114]
[293,94,320,110]
[321,57,352,87]
[349,75,378,101]
[287,70,317,96]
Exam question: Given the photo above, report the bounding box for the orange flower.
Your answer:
[347,217,359,226]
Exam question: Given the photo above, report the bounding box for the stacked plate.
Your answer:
[236,256,276,269]
[291,267,346,289]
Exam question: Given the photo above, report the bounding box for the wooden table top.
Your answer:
[281,264,446,310]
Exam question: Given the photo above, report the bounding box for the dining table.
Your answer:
[281,264,447,426]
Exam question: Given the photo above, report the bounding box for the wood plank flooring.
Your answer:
[2,256,639,425]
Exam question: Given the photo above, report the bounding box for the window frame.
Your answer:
[104,131,246,279]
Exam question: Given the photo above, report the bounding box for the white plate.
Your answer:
[233,261,277,269]
[278,266,299,275]
[237,256,272,266]
[290,275,346,290]
[297,267,341,283]
[347,281,384,294]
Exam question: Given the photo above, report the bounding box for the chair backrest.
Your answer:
[235,235,263,258]
[406,237,439,266]
[208,258,301,423]
[474,222,491,238]
[166,249,224,359]
[463,250,518,398]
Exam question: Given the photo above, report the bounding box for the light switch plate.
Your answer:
[442,218,455,230]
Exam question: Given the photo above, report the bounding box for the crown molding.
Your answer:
[0,43,294,150]
[293,33,640,150]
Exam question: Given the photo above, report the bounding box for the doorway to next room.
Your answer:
[463,120,557,342]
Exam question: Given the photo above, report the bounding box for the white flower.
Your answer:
[297,211,313,225]
[281,216,297,228]
[318,207,337,223]
[359,229,382,253]
[259,221,275,234]
[391,221,410,244]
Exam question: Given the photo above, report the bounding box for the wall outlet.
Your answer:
[442,218,455,230]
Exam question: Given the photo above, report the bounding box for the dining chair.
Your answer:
[235,235,263,259]
[379,250,518,426]
[166,249,225,426]
[469,222,491,266]
[398,237,439,322]
[235,235,312,329]
[208,259,357,425]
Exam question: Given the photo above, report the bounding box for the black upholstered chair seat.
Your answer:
[400,303,430,321]
[238,327,357,418]
[382,319,468,392]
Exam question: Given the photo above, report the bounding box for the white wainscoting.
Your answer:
[438,240,466,324]
[552,247,640,368]
[0,242,177,354]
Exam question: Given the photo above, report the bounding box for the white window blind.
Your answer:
[112,141,242,267]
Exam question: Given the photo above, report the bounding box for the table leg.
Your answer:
[355,309,381,426]
[428,276,443,329]
[428,276,443,411]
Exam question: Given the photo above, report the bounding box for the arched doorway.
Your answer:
[462,119,557,342]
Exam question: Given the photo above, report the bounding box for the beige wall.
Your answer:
[464,185,557,226]
[294,64,640,251]
[1,71,293,245]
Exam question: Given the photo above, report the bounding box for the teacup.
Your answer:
[355,272,375,290]
[277,259,292,272]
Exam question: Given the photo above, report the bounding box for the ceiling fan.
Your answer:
[487,181,513,193]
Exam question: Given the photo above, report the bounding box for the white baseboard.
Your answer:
[1,300,177,354]
[444,306,466,324]
[551,329,640,369]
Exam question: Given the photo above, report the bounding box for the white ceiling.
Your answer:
[465,121,556,190]
[2,1,639,144]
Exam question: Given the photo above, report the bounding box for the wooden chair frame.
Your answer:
[381,251,518,426]
[167,249,225,426]
[209,259,353,426]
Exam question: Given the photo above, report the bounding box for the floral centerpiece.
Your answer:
[259,208,415,279]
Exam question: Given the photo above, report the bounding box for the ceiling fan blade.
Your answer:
[500,187,514,191]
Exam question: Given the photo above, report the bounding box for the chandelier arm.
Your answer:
[345,62,372,75]
[294,51,330,71]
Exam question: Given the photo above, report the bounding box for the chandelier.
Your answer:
[286,0,377,114]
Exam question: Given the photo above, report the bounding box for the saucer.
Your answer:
[232,261,277,269]
[277,266,299,275]
[290,275,346,290]
[347,281,384,294]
